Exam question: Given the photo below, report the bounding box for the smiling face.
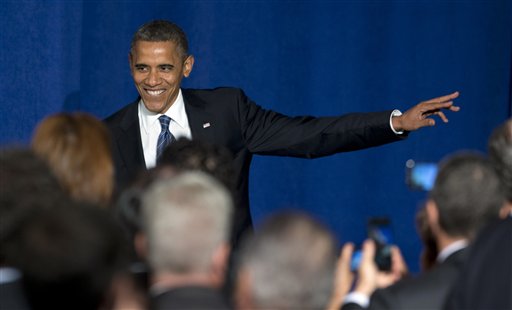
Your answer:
[129,40,194,114]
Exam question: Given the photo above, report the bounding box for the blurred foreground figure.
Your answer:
[342,153,505,310]
[140,172,233,310]
[0,148,65,310]
[235,212,338,310]
[32,112,115,207]
[6,201,134,310]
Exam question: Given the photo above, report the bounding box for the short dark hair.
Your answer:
[0,148,65,263]
[130,19,189,59]
[157,138,235,193]
[488,119,512,202]
[8,202,128,310]
[430,153,505,238]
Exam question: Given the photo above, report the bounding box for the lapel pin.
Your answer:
[203,122,211,128]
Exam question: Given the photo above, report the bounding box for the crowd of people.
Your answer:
[1,18,510,310]
[1,113,510,310]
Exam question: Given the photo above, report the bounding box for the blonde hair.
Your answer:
[32,113,114,206]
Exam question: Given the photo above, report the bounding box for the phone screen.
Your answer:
[406,159,438,191]
[350,217,394,272]
[368,217,393,271]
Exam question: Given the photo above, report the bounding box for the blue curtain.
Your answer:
[1,0,510,272]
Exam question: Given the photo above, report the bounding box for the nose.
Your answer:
[145,70,161,86]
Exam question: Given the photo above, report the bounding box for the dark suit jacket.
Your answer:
[151,286,231,310]
[443,218,512,310]
[342,249,468,310]
[105,87,403,245]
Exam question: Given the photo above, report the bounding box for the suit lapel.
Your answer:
[183,89,215,143]
[118,100,146,170]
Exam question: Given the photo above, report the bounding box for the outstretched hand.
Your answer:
[392,91,460,132]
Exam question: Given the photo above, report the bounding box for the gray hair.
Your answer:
[238,212,337,309]
[142,171,233,274]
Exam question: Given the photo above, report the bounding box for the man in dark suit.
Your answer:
[443,217,512,310]
[341,153,505,310]
[139,172,233,310]
[105,20,460,246]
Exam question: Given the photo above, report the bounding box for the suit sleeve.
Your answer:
[234,89,405,158]
[367,288,397,310]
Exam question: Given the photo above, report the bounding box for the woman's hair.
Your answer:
[32,112,114,206]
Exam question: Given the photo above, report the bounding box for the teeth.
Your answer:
[147,89,165,96]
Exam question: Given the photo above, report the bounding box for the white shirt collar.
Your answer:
[437,239,468,263]
[138,88,189,134]
[0,267,21,284]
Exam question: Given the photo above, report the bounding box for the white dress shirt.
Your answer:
[138,89,192,169]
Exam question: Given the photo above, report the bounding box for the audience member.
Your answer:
[0,148,65,310]
[6,201,136,310]
[117,138,234,244]
[342,153,505,310]
[443,217,512,310]
[235,212,338,310]
[140,172,233,310]
[415,205,438,271]
[488,118,512,217]
[32,112,115,206]
[158,137,235,193]
[115,139,236,290]
[440,118,512,310]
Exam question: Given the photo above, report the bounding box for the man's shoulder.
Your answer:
[152,286,230,310]
[103,99,139,127]
[184,86,243,96]
[370,253,467,309]
[183,87,246,104]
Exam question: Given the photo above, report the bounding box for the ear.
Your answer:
[183,55,195,78]
[235,267,254,310]
[426,199,440,233]
[128,53,135,75]
[134,232,148,260]
[210,242,230,287]
[499,201,512,219]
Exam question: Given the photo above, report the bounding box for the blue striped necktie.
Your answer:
[156,115,175,159]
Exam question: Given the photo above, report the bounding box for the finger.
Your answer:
[339,243,354,270]
[437,111,449,123]
[390,246,408,277]
[335,243,356,297]
[418,118,436,128]
[420,101,454,114]
[449,105,461,112]
[424,91,459,104]
[361,239,376,264]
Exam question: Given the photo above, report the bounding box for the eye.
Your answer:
[160,65,174,72]
[134,65,148,72]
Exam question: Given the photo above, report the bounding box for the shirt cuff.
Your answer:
[389,109,404,135]
[343,292,370,308]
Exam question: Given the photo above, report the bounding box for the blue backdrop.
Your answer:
[1,0,511,272]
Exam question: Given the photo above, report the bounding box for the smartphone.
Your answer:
[350,217,394,272]
[405,159,438,191]
[368,217,393,271]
